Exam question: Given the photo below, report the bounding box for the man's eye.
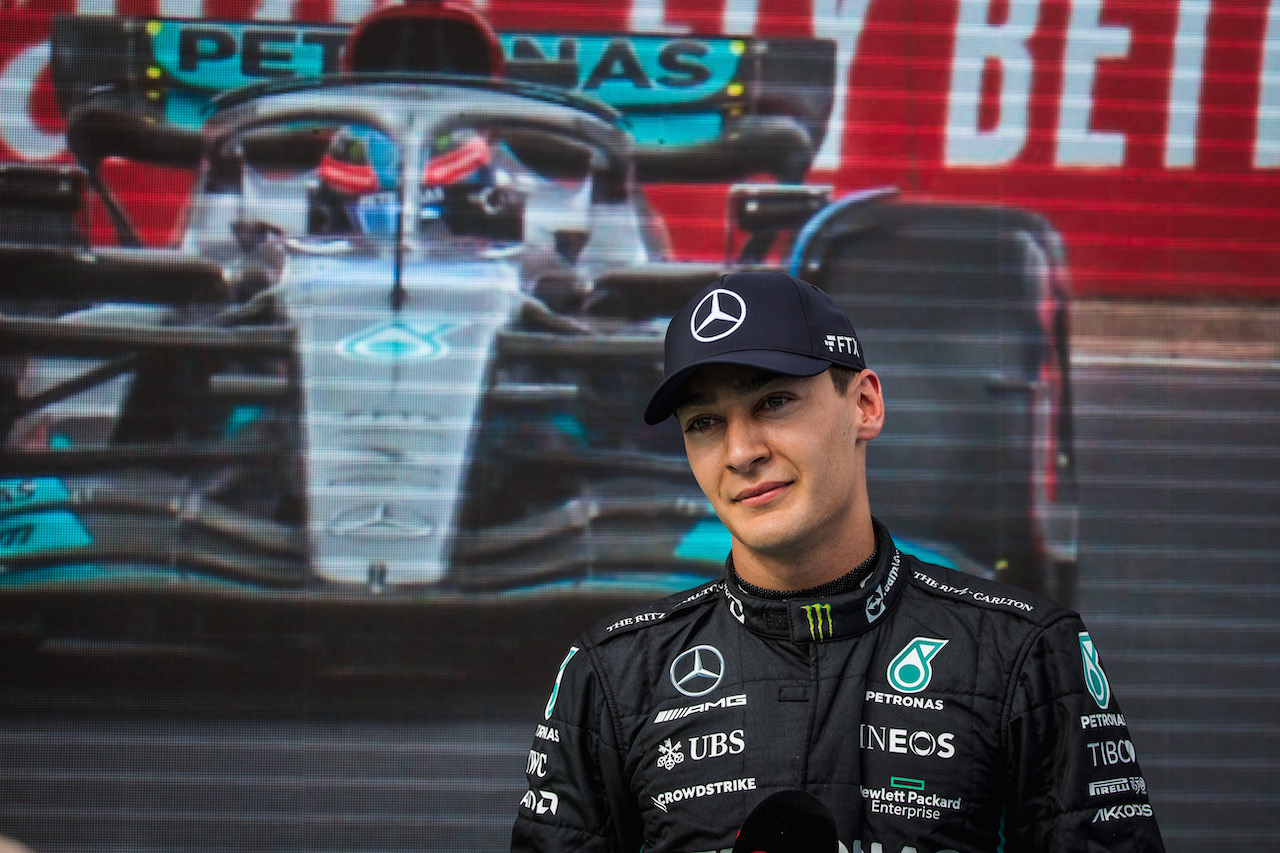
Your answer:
[760,394,790,411]
[685,416,715,434]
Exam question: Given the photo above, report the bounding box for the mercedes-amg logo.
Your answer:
[669,645,725,697]
[690,289,747,343]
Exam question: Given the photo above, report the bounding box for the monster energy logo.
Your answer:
[802,603,833,641]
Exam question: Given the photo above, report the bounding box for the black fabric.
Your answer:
[732,789,839,853]
[512,519,1166,853]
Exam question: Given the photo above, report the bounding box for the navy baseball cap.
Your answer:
[644,270,866,424]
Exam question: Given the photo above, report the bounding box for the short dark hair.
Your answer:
[829,365,859,395]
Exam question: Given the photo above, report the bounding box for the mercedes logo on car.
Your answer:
[669,645,725,697]
[690,289,747,343]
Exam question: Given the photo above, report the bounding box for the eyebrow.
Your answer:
[672,370,790,414]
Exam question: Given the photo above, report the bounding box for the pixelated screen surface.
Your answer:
[0,1,1276,849]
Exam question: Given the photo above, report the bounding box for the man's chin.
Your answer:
[727,525,808,567]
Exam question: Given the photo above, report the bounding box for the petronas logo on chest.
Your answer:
[888,637,949,694]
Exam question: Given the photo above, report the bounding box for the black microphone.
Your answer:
[732,789,839,853]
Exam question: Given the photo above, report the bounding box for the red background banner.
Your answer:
[2,0,1277,298]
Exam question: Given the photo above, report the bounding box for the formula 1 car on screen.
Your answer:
[0,4,1077,667]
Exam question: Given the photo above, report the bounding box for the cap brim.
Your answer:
[643,350,834,424]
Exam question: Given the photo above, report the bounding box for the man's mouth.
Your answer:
[734,481,791,506]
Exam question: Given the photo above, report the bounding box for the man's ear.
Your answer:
[852,369,884,441]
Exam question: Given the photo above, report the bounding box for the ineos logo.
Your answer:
[690,289,747,343]
[669,645,725,697]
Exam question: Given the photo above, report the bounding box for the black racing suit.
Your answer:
[511,520,1165,853]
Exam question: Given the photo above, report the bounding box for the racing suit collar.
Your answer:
[721,519,906,643]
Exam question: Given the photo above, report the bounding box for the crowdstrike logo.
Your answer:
[670,645,725,697]
[651,777,757,813]
[690,289,747,342]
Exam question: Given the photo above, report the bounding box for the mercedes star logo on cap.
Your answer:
[690,289,747,343]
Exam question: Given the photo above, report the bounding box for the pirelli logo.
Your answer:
[1089,776,1147,797]
[1090,778,1132,797]
[653,693,746,723]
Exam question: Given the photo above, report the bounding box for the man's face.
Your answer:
[673,364,882,570]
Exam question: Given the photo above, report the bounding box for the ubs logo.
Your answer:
[690,289,747,343]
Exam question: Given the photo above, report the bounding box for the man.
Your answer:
[511,270,1164,853]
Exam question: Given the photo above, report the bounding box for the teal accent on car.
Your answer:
[0,512,93,557]
[226,405,263,437]
[0,478,94,558]
[674,519,731,563]
[551,414,587,445]
[625,112,724,147]
[506,572,716,599]
[894,539,958,570]
[165,90,213,130]
[0,565,257,589]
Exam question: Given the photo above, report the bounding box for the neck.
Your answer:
[731,515,877,593]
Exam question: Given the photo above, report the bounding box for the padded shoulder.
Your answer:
[581,579,725,646]
[907,558,1072,628]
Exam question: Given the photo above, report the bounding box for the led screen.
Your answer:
[0,1,1276,850]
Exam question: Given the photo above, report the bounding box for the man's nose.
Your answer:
[724,415,769,472]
